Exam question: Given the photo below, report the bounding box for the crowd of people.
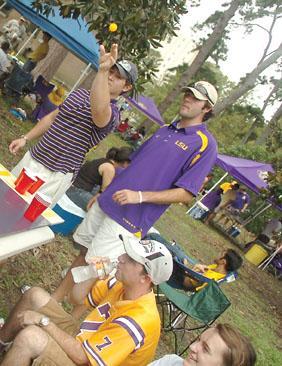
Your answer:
[0,35,259,365]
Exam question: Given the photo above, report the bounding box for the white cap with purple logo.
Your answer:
[120,235,173,285]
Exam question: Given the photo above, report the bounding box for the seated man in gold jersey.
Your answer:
[0,236,173,366]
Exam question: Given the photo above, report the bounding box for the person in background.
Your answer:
[66,146,133,211]
[244,218,282,252]
[117,117,130,133]
[31,84,66,123]
[220,180,238,193]
[180,249,242,291]
[1,17,27,50]
[0,41,11,74]
[22,31,52,72]
[148,323,256,366]
[0,237,173,366]
[200,187,223,222]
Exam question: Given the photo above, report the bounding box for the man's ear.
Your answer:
[122,83,133,94]
[202,105,212,114]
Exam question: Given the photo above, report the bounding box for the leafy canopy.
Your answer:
[31,0,188,91]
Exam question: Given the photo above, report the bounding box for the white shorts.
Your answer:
[73,201,136,262]
[12,151,73,206]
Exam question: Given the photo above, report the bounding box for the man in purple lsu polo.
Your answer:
[53,80,218,302]
[9,44,138,205]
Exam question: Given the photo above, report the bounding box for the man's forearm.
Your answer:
[44,322,88,365]
[90,70,111,127]
[142,188,193,205]
[25,109,59,141]
[112,188,193,206]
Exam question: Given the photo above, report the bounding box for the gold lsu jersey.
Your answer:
[76,277,161,366]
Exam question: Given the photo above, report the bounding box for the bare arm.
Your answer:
[112,187,193,206]
[98,162,116,192]
[9,109,59,155]
[90,44,118,127]
[43,322,89,365]
[20,310,88,365]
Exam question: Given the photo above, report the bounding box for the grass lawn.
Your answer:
[0,95,281,365]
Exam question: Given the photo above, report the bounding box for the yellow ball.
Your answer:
[109,23,118,32]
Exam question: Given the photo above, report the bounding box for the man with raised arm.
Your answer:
[9,44,138,204]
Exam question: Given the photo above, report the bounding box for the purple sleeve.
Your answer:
[94,102,120,134]
[174,139,218,196]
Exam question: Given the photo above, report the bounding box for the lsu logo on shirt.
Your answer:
[175,140,188,151]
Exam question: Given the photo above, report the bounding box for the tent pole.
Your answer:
[16,28,38,57]
[186,172,228,214]
[242,201,266,224]
[240,203,272,227]
[0,2,6,11]
[68,63,92,95]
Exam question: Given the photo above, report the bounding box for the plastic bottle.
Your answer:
[71,261,117,283]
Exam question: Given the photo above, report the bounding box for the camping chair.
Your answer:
[146,232,238,286]
[147,233,232,354]
[4,63,34,99]
[156,278,231,355]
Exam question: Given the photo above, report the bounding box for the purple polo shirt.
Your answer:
[98,122,217,235]
[202,189,222,210]
[231,191,250,210]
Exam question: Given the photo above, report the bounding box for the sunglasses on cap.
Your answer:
[186,83,214,105]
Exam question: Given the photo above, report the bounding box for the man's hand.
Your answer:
[112,189,140,205]
[17,310,42,328]
[99,44,118,72]
[86,193,100,211]
[193,264,209,273]
[9,137,27,155]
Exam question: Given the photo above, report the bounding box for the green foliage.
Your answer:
[31,0,188,90]
[209,104,265,145]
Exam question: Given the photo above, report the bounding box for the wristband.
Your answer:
[20,135,29,142]
[138,191,143,204]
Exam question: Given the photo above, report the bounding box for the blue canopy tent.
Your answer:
[6,0,100,68]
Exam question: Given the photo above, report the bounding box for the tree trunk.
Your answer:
[241,82,279,144]
[32,39,68,81]
[78,69,96,90]
[213,43,282,116]
[158,0,243,114]
[255,103,282,145]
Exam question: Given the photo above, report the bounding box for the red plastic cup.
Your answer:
[15,169,36,195]
[14,168,26,186]
[24,192,51,222]
[28,176,45,194]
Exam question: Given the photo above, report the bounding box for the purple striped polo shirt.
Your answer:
[30,88,119,177]
[98,122,217,236]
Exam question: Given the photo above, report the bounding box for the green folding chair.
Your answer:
[156,280,231,355]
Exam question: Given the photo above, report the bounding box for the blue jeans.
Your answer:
[65,185,100,211]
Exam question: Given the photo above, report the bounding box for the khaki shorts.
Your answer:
[12,151,73,206]
[32,299,80,366]
[73,201,137,262]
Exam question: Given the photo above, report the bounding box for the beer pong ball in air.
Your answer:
[109,22,118,32]
[15,169,36,195]
[14,167,25,185]
[24,192,51,222]
[28,176,45,194]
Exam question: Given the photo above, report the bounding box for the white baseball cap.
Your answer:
[181,81,218,107]
[120,235,173,285]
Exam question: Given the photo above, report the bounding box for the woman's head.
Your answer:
[106,146,133,168]
[185,324,256,366]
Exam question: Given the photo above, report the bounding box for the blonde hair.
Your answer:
[215,324,256,366]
